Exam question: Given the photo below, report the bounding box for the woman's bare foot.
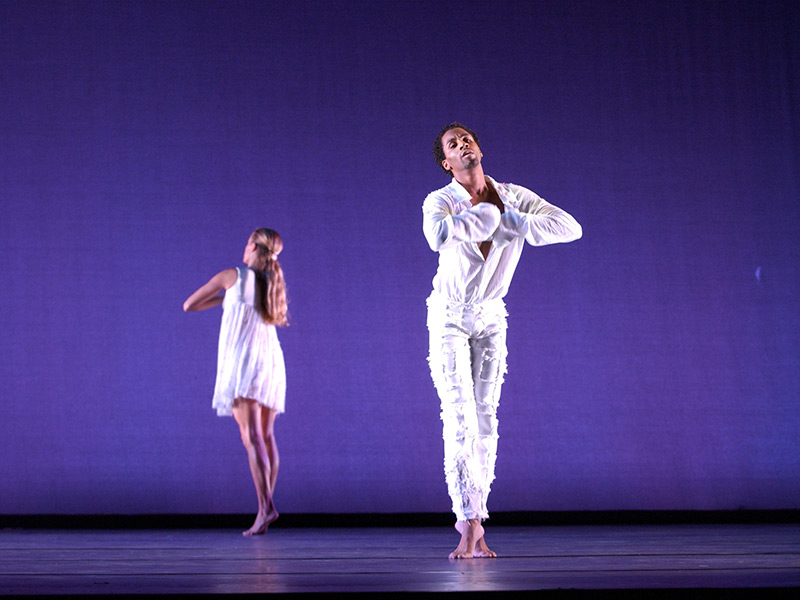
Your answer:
[450,519,496,558]
[242,507,278,536]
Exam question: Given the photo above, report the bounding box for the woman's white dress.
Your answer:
[212,267,286,416]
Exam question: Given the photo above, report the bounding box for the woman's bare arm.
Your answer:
[183,268,238,312]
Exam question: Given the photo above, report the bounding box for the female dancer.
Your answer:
[184,228,288,535]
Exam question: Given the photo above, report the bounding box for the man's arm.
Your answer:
[493,184,582,247]
[422,193,501,251]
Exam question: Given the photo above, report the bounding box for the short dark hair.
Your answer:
[433,122,480,176]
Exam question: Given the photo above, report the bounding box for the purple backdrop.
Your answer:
[1,0,798,515]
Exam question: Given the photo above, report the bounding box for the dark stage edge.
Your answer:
[1,514,799,598]
[4,509,800,529]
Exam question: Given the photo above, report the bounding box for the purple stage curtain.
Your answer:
[0,0,797,514]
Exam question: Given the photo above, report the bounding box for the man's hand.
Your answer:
[474,180,504,258]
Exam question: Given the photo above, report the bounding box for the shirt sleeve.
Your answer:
[422,192,502,251]
[493,184,582,247]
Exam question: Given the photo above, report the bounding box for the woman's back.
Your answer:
[214,267,285,416]
[223,266,260,311]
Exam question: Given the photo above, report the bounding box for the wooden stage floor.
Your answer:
[1,521,799,597]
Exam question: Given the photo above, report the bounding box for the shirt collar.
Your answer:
[449,175,499,206]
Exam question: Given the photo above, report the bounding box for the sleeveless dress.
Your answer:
[212,267,286,416]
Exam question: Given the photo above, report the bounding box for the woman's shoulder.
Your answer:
[214,267,240,290]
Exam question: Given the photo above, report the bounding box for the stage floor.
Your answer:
[1,523,799,596]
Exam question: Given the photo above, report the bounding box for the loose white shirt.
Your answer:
[422,175,582,304]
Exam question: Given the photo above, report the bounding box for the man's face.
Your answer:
[441,128,482,175]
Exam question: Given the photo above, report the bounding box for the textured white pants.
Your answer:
[427,293,508,521]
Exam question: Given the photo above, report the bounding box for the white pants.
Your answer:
[427,293,508,521]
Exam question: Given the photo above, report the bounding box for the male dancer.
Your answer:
[423,123,582,558]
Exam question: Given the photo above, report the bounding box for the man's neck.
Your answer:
[454,167,487,202]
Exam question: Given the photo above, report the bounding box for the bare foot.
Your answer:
[242,507,278,536]
[450,519,496,558]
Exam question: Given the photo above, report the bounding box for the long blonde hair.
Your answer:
[249,228,289,326]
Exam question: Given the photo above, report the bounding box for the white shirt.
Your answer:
[422,175,582,304]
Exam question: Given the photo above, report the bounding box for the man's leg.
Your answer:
[459,308,507,558]
[471,324,508,515]
[428,297,501,557]
[429,331,485,521]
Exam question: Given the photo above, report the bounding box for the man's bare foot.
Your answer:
[242,507,278,536]
[450,519,496,558]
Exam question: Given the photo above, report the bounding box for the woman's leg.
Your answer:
[232,398,278,535]
[260,407,279,495]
